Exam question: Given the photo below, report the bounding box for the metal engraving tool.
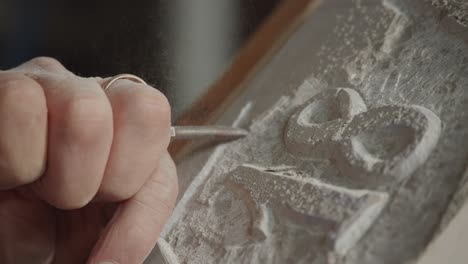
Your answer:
[104,74,248,142]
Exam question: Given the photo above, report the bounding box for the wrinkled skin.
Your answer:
[0,57,178,264]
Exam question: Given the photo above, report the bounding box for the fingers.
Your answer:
[96,80,171,202]
[1,57,178,263]
[0,72,47,189]
[0,191,56,264]
[14,58,114,209]
[2,56,173,216]
[88,152,178,264]
[36,76,112,209]
[12,56,72,77]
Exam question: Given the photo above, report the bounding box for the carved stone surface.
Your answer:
[226,165,388,261]
[431,0,468,27]
[162,79,441,263]
[285,88,441,188]
[153,0,468,263]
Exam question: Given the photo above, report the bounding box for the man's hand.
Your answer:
[0,57,178,264]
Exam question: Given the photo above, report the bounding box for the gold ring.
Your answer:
[103,74,147,91]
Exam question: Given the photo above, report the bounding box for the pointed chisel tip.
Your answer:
[170,125,249,141]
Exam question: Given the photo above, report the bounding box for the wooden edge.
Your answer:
[169,0,322,158]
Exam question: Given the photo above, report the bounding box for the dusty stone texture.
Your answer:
[416,172,468,264]
[162,83,400,263]
[431,0,468,27]
[148,0,468,263]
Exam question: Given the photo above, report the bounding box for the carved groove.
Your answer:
[226,164,388,259]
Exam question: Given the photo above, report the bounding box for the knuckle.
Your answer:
[0,75,46,115]
[28,57,64,71]
[0,75,46,189]
[135,88,171,124]
[62,93,111,144]
[0,74,43,102]
[121,87,171,131]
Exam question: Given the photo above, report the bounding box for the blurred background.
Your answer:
[0,0,281,117]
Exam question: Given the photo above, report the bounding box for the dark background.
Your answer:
[0,0,281,116]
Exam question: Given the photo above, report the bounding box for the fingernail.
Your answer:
[99,261,118,264]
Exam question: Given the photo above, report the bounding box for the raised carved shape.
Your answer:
[285,88,441,187]
[284,88,367,158]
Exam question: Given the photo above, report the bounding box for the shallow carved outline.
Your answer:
[225,164,389,259]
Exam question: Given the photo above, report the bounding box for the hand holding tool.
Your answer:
[104,74,248,142]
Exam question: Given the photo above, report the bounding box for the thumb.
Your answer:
[88,152,178,264]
